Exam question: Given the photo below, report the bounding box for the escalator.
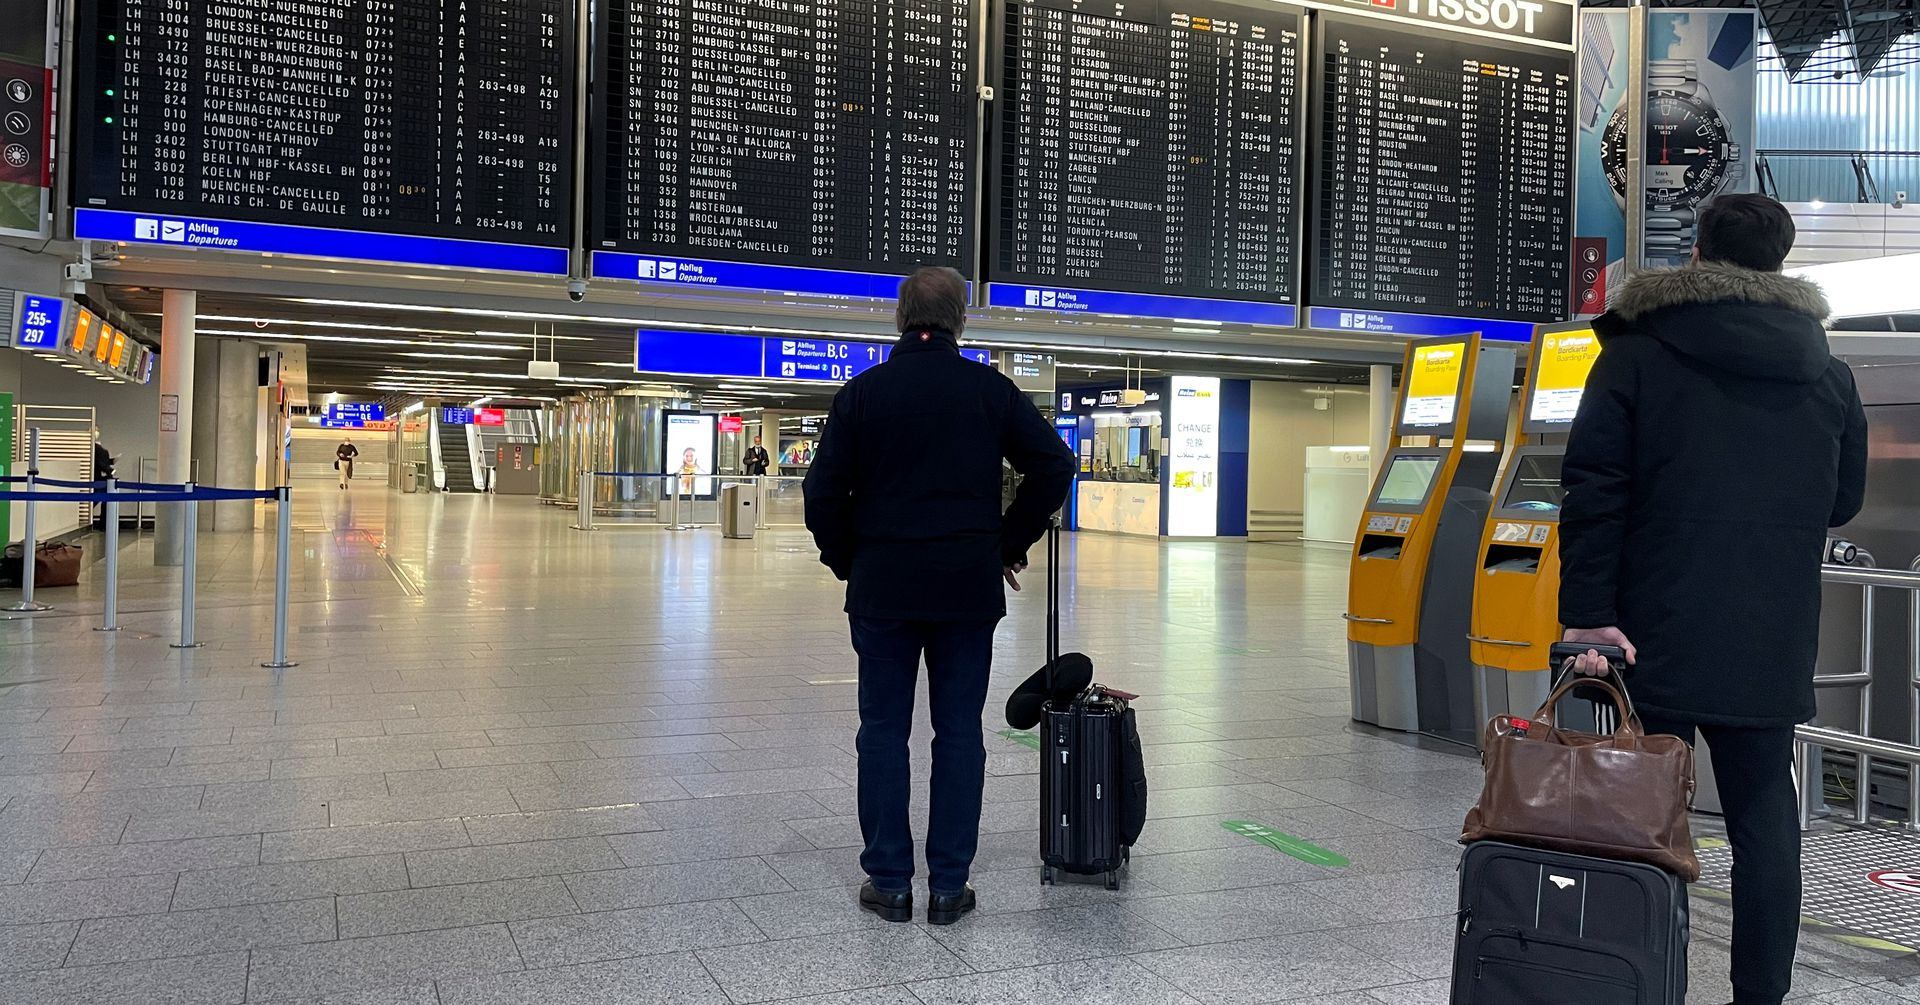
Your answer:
[438,420,477,492]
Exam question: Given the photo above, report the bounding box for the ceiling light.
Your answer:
[398,352,513,361]
[471,396,494,407]
[401,402,426,415]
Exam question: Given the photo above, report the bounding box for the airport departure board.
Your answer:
[71,0,574,248]
[993,0,1303,305]
[594,0,977,275]
[1310,17,1572,323]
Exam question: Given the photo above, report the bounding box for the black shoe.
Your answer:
[926,885,976,926]
[859,880,912,923]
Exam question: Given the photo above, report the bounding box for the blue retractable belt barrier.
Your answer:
[593,471,668,478]
[0,476,26,484]
[117,480,193,491]
[32,476,107,489]
[0,487,277,503]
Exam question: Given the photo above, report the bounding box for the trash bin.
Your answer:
[721,483,755,539]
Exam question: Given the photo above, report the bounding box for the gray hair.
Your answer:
[895,267,968,334]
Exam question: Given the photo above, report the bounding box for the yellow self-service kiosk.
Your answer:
[1347,334,1516,739]
[1466,323,1603,732]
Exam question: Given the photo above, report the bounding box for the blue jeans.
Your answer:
[849,616,998,896]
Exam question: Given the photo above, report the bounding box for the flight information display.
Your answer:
[593,0,977,290]
[990,0,1303,319]
[1310,16,1572,325]
[70,0,574,265]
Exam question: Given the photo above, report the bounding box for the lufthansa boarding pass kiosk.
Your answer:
[1466,323,1602,734]
[1347,334,1515,740]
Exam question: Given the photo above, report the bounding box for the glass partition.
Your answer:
[1084,411,1161,484]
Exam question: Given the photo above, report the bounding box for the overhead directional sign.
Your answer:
[635,330,989,383]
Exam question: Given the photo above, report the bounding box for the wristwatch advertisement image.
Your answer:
[1578,10,1759,294]
[1601,58,1743,265]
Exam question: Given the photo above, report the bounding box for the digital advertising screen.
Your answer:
[988,0,1304,324]
[1400,342,1467,430]
[1311,15,1574,327]
[1166,375,1221,536]
[69,0,576,272]
[592,0,976,296]
[1527,327,1601,426]
[662,410,719,500]
[1375,454,1442,508]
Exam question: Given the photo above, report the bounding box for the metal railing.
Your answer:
[567,473,806,532]
[2,429,300,668]
[1799,560,1920,830]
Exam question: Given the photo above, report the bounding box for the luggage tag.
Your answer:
[1094,685,1139,701]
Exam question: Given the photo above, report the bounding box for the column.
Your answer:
[1368,363,1394,480]
[154,289,196,566]
[213,341,259,530]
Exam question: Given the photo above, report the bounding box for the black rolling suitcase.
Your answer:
[1036,526,1147,888]
[1453,841,1689,1004]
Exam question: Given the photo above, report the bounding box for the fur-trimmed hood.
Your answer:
[1607,262,1830,323]
[1596,262,1836,384]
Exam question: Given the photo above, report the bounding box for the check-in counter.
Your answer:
[1347,334,1516,740]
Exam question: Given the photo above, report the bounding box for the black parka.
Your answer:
[1560,262,1868,727]
[804,329,1075,622]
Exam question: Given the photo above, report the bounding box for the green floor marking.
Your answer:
[1222,820,1349,868]
[1695,837,1729,850]
[998,729,1040,751]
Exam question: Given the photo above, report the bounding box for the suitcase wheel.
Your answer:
[1041,865,1054,886]
[1104,870,1119,891]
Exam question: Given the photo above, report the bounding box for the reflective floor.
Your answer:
[0,481,1915,1004]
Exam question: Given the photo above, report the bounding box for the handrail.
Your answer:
[1800,556,1920,831]
[1821,565,1920,589]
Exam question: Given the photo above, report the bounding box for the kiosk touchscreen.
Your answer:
[1347,334,1515,738]
[1467,323,1602,734]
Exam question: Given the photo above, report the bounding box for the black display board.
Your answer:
[70,0,575,248]
[990,0,1304,306]
[1309,15,1572,323]
[592,0,977,276]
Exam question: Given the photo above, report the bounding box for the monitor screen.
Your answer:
[1502,454,1566,513]
[1527,329,1601,425]
[1376,455,1442,508]
[1401,342,1466,429]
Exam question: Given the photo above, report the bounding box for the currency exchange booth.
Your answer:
[1467,322,1602,731]
[1347,334,1516,740]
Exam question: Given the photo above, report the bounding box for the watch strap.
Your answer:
[1648,58,1697,93]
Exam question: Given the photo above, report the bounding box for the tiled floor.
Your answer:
[0,483,1915,1004]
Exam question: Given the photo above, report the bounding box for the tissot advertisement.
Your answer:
[0,0,54,238]
[1575,9,1759,311]
[1166,376,1221,538]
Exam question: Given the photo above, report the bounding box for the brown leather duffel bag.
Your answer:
[1462,674,1700,881]
[34,542,82,588]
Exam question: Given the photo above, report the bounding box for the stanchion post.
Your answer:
[95,476,121,631]
[4,429,50,613]
[170,481,203,649]
[669,473,693,532]
[571,471,595,531]
[263,485,297,669]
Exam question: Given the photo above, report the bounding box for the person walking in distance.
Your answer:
[335,437,359,490]
[1559,194,1868,1005]
[804,266,1074,925]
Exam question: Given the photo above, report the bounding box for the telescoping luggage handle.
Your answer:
[1046,517,1061,688]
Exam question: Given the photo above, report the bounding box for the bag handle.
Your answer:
[1530,664,1642,737]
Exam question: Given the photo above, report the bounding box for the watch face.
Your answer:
[1646,91,1732,208]
[1598,91,1733,208]
[1601,104,1630,199]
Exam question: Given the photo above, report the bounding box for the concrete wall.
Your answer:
[1246,382,1370,517]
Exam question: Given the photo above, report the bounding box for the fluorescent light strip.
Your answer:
[200,328,533,352]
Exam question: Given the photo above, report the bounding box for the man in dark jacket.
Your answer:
[804,266,1074,925]
[1560,194,1867,1005]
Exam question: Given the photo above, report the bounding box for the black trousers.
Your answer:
[1639,714,1800,1005]
[849,616,997,895]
